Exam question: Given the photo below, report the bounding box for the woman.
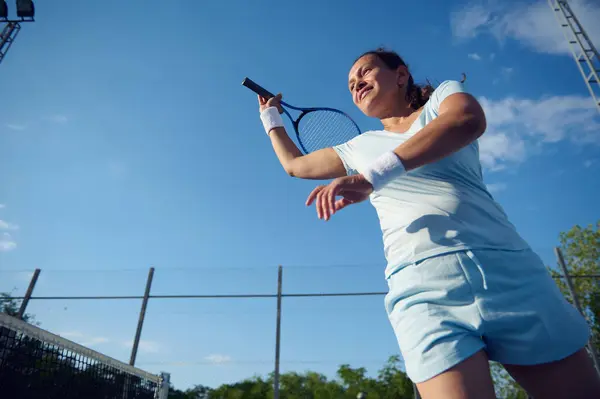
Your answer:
[256,48,599,398]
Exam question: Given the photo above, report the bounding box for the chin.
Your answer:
[358,92,385,117]
[360,103,384,118]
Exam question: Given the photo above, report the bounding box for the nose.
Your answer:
[356,81,367,93]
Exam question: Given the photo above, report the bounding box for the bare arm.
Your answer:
[268,126,347,179]
[258,94,347,180]
[306,92,488,221]
[393,92,486,171]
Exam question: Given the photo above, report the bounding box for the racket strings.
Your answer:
[297,110,360,153]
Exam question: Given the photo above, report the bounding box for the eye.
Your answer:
[363,68,371,76]
[349,83,355,91]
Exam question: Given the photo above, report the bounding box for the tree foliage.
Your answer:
[1,291,37,324]
[181,356,415,399]
[554,221,600,350]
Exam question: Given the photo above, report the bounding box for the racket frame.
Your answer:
[242,77,360,154]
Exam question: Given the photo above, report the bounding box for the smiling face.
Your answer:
[348,54,410,118]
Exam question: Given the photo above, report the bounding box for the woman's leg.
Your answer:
[503,348,600,399]
[416,350,496,399]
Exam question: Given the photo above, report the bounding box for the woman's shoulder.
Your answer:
[425,80,467,115]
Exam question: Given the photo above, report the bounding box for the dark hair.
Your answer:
[355,48,434,110]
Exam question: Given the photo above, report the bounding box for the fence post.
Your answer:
[130,267,155,366]
[413,383,421,399]
[17,268,40,320]
[554,247,600,376]
[274,265,283,399]
[159,371,171,399]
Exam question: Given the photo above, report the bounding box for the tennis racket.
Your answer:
[242,77,361,154]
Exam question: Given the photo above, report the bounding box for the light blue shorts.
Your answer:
[384,248,591,383]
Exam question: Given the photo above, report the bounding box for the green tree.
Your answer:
[374,355,414,399]
[553,221,600,351]
[203,358,415,399]
[0,291,37,324]
[208,376,272,399]
[490,362,527,399]
[169,383,212,399]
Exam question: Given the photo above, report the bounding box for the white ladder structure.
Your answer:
[548,0,600,112]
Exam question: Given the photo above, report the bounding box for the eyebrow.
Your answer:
[348,65,367,87]
[348,62,371,88]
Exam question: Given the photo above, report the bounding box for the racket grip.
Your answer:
[242,77,275,99]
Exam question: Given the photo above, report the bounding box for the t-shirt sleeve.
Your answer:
[332,138,359,176]
[429,80,466,116]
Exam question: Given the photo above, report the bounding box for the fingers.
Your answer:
[323,184,334,218]
[306,185,332,220]
[266,93,284,114]
[306,183,341,221]
[306,185,325,206]
[334,198,351,211]
[317,188,328,220]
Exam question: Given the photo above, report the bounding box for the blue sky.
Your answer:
[1,0,599,391]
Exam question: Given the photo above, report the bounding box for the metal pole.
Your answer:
[17,268,40,320]
[158,372,171,399]
[274,265,282,399]
[130,267,155,366]
[554,247,600,375]
[413,382,421,399]
[0,21,20,64]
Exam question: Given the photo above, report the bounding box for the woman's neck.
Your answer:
[381,105,420,133]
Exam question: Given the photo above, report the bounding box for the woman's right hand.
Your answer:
[258,93,284,114]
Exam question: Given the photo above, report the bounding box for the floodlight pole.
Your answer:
[1,1,36,65]
[0,21,21,64]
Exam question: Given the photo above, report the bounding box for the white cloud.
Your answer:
[584,159,596,168]
[450,4,494,39]
[501,67,513,76]
[14,271,35,282]
[0,204,5,209]
[204,354,232,364]
[122,340,161,354]
[0,220,19,230]
[451,0,600,56]
[479,131,526,171]
[492,67,514,85]
[6,124,26,131]
[59,331,110,347]
[478,94,600,171]
[487,183,507,193]
[48,115,68,124]
[468,53,482,61]
[0,233,16,252]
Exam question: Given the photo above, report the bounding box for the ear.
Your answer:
[396,65,409,88]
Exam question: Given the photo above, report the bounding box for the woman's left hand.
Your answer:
[305,175,374,221]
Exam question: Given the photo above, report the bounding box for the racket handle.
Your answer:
[242,77,275,99]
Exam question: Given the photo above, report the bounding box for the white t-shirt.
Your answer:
[333,80,530,278]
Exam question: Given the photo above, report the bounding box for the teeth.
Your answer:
[361,88,371,101]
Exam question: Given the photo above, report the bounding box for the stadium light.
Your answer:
[16,0,34,20]
[0,0,35,65]
[0,0,34,21]
[1,2,8,19]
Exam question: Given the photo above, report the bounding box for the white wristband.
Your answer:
[361,151,406,190]
[260,107,284,135]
